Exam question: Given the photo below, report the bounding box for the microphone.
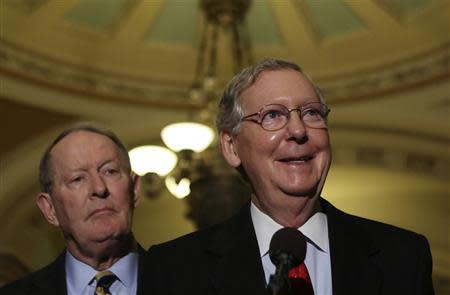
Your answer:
[267,227,307,295]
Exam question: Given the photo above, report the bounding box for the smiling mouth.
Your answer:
[279,155,313,163]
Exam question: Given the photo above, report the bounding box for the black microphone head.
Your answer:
[269,227,307,267]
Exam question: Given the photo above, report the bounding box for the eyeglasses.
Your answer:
[241,102,330,131]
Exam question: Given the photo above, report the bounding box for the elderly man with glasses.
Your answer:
[148,58,434,295]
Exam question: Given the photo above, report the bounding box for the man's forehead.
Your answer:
[49,131,120,165]
[54,130,115,150]
[253,68,306,83]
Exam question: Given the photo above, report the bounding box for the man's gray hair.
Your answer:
[39,122,131,194]
[216,58,325,134]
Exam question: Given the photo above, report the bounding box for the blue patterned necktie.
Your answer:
[94,271,117,295]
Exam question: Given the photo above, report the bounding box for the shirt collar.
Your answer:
[250,201,329,257]
[109,251,139,292]
[65,249,139,293]
[65,251,96,294]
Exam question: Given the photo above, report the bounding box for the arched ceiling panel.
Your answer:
[247,0,282,44]
[145,0,200,44]
[301,0,366,38]
[65,0,129,31]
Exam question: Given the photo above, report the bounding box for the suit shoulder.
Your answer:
[149,221,225,253]
[340,209,429,248]
[0,268,40,295]
[0,253,64,295]
[149,204,250,254]
[0,275,29,294]
[327,203,434,293]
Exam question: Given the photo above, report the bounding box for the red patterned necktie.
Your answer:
[288,263,314,294]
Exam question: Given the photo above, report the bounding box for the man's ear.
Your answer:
[131,174,141,208]
[220,130,241,168]
[36,192,60,227]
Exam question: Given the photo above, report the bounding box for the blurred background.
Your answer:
[0,0,448,292]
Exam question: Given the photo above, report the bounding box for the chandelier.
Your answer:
[129,0,253,200]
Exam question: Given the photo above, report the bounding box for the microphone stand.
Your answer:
[267,253,296,295]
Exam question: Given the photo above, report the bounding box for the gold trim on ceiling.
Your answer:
[0,39,448,109]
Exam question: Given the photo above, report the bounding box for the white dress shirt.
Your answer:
[65,250,139,295]
[251,202,333,295]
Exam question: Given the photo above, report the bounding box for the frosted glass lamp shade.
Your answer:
[161,122,214,152]
[165,176,191,199]
[129,145,177,176]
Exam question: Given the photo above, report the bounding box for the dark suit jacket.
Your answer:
[0,245,151,295]
[147,198,434,295]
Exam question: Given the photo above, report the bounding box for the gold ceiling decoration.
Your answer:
[190,0,253,117]
[131,0,254,202]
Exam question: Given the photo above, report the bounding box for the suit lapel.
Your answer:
[24,245,149,295]
[137,244,151,295]
[31,251,67,295]
[323,199,382,295]
[205,203,267,295]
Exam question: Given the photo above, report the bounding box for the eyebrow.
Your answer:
[65,159,116,172]
[98,159,119,169]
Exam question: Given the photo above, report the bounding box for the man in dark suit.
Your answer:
[147,58,434,294]
[1,123,151,295]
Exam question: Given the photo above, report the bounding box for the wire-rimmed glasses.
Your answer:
[241,102,330,131]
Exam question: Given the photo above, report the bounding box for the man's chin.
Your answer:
[281,184,319,198]
[92,229,128,243]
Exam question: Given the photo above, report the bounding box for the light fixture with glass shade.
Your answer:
[128,124,215,199]
[129,145,177,176]
[165,176,191,199]
[160,122,214,198]
[161,122,215,153]
[129,0,252,200]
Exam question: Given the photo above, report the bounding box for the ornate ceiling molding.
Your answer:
[319,44,449,104]
[1,39,448,108]
[0,40,196,109]
[3,0,49,13]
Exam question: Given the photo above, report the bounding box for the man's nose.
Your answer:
[286,110,307,141]
[91,173,109,198]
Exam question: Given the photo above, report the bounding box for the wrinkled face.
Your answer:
[221,69,331,210]
[40,131,139,247]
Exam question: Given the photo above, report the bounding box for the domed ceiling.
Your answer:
[1,0,448,106]
[0,0,448,289]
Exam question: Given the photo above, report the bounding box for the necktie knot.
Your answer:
[94,271,117,295]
